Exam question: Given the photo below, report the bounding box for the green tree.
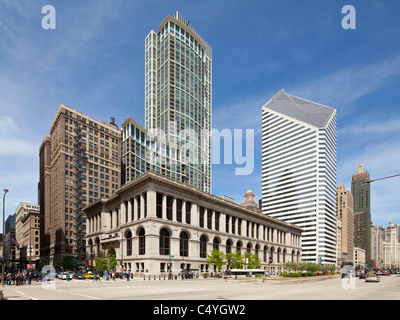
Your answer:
[105,253,117,271]
[60,256,74,270]
[94,256,107,272]
[225,250,244,269]
[245,252,261,269]
[95,253,117,272]
[206,249,227,272]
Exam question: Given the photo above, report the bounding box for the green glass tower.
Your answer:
[145,12,212,193]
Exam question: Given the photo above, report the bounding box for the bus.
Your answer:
[225,269,266,278]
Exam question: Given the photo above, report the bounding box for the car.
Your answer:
[365,274,380,282]
[74,272,86,280]
[359,273,367,279]
[58,272,68,280]
[382,271,390,276]
[84,272,99,279]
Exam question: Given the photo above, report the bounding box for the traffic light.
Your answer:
[269,257,272,264]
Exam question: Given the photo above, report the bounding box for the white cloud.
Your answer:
[338,117,400,136]
[290,55,400,114]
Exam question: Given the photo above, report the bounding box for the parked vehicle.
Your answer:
[58,272,68,280]
[365,274,380,282]
[74,272,86,279]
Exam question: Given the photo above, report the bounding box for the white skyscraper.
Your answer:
[261,90,337,265]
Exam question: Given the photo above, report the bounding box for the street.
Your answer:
[1,274,400,300]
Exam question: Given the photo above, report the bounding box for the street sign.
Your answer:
[27,264,33,269]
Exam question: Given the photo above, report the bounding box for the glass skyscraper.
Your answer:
[145,12,212,193]
[261,90,337,265]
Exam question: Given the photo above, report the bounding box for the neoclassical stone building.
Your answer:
[85,172,302,275]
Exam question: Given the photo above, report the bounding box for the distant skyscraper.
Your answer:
[351,164,371,262]
[261,89,337,265]
[145,12,212,193]
[336,185,354,264]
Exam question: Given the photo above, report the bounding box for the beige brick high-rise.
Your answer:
[39,104,121,266]
[336,185,354,264]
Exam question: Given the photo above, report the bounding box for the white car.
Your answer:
[365,275,380,282]
[58,272,68,280]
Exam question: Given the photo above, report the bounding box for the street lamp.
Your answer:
[2,189,9,286]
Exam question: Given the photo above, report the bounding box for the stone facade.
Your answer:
[85,172,302,275]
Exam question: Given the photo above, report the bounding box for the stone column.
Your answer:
[133,197,138,220]
[101,210,111,231]
[127,200,132,222]
[146,190,157,218]
[140,194,145,219]
[191,203,198,227]
[120,202,126,224]
[172,198,177,222]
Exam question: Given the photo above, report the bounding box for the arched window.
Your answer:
[180,231,189,257]
[255,244,260,258]
[263,246,267,262]
[226,240,232,254]
[138,228,145,255]
[126,231,132,256]
[213,237,220,251]
[236,241,242,254]
[159,228,170,255]
[246,243,252,253]
[200,235,207,258]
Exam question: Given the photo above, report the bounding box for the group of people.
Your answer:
[2,270,36,286]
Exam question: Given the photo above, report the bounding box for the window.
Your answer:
[166,196,173,220]
[214,212,220,231]
[159,228,170,255]
[200,235,207,258]
[185,202,191,224]
[180,232,189,257]
[176,199,182,222]
[199,207,204,228]
[126,231,132,256]
[207,210,212,229]
[138,228,145,255]
[156,193,163,218]
[226,240,232,254]
[213,237,220,251]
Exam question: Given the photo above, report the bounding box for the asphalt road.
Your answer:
[1,275,400,301]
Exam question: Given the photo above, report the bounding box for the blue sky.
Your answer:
[1,0,400,228]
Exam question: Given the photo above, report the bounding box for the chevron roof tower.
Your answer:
[261,90,337,265]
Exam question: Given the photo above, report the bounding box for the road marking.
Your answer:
[11,289,39,300]
[71,292,103,300]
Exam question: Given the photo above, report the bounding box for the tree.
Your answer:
[60,256,74,270]
[94,253,117,272]
[206,249,227,272]
[245,252,261,269]
[94,256,107,272]
[226,250,244,269]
